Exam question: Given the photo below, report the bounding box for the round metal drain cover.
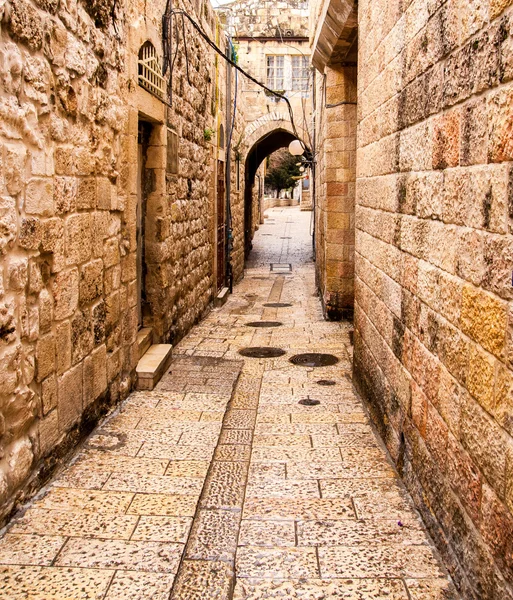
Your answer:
[299,397,321,406]
[239,347,287,358]
[263,303,293,308]
[317,379,337,386]
[245,321,283,328]
[290,353,339,367]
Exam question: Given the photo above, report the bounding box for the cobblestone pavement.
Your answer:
[0,207,458,598]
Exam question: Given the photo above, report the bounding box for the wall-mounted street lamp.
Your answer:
[289,139,305,156]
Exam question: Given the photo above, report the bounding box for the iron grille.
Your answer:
[138,42,165,99]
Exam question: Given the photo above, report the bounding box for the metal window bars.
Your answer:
[138,42,166,99]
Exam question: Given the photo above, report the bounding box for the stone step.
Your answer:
[214,287,230,308]
[136,344,173,391]
[137,327,153,358]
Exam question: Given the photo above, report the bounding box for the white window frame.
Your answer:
[266,55,285,90]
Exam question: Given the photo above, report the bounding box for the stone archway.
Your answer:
[242,115,307,258]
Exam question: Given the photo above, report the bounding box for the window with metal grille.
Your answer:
[266,56,284,90]
[138,41,165,99]
[291,56,309,92]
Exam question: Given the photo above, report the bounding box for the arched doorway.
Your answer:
[244,128,299,258]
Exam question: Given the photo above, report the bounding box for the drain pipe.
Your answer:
[312,69,317,262]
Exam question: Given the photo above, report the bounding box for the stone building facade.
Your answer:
[312,0,513,597]
[218,0,312,251]
[0,0,245,524]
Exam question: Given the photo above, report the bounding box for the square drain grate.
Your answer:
[270,263,292,272]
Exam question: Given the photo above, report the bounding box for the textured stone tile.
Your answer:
[291,413,368,424]
[178,431,221,446]
[252,447,341,462]
[0,565,113,600]
[67,452,168,476]
[320,477,403,498]
[297,517,427,546]
[215,444,252,461]
[131,516,192,542]
[104,473,203,495]
[243,497,355,521]
[165,460,210,478]
[219,429,253,444]
[256,413,291,424]
[127,493,198,516]
[138,443,214,461]
[105,571,175,600]
[288,459,395,480]
[186,509,240,561]
[84,433,144,457]
[236,547,319,579]
[225,410,257,429]
[10,509,137,540]
[246,479,320,499]
[318,544,445,579]
[55,538,183,572]
[201,461,247,509]
[253,434,312,447]
[37,489,134,514]
[200,411,226,422]
[248,463,286,481]
[405,578,460,599]
[53,467,112,490]
[239,520,296,547]
[0,534,65,566]
[311,432,378,447]
[254,423,337,435]
[233,578,409,599]
[170,560,233,600]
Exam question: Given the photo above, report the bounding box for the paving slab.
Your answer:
[0,207,458,598]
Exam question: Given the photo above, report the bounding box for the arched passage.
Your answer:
[243,117,306,258]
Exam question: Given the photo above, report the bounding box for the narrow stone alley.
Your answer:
[0,207,457,599]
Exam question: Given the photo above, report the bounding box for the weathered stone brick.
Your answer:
[19,217,42,250]
[8,0,43,51]
[79,259,103,305]
[432,110,460,170]
[55,320,71,376]
[57,362,83,432]
[41,374,57,415]
[83,344,107,406]
[461,285,507,357]
[52,268,79,320]
[25,178,54,216]
[0,196,17,255]
[71,309,93,365]
[65,213,92,265]
[36,333,55,382]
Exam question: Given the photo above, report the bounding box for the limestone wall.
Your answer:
[353,1,513,597]
[0,0,244,523]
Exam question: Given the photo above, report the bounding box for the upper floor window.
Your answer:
[291,56,309,92]
[267,55,285,90]
[138,41,165,100]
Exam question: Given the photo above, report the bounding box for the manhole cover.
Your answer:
[264,303,293,308]
[245,321,283,328]
[299,397,321,406]
[280,237,292,239]
[317,379,337,386]
[290,353,339,367]
[262,233,273,236]
[239,347,287,358]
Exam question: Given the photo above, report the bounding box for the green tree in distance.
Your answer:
[265,150,301,198]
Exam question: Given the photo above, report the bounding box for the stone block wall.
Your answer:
[353,0,513,597]
[314,64,356,319]
[0,0,245,524]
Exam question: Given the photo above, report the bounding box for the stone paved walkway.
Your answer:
[0,207,458,599]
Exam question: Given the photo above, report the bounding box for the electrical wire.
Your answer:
[165,8,305,146]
